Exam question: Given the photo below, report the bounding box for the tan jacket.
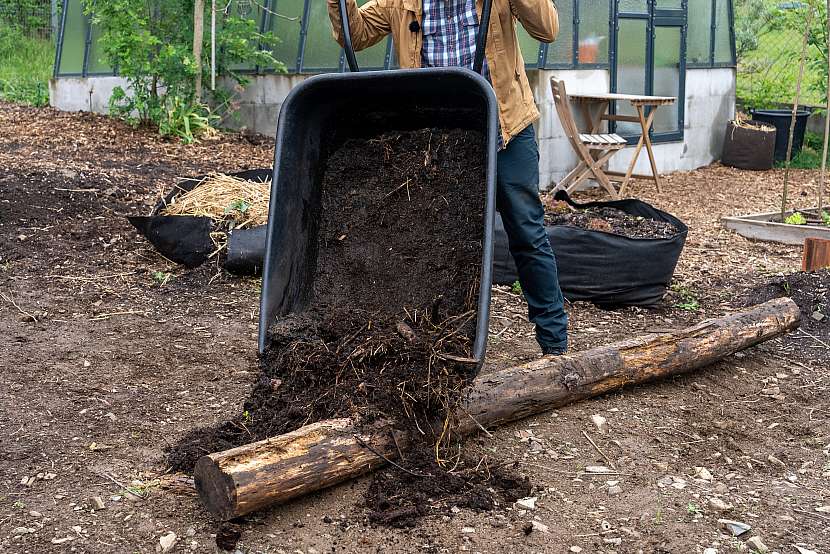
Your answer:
[327,0,558,146]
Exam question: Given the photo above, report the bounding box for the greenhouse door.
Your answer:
[611,0,686,142]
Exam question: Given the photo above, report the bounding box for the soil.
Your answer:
[1,102,828,553]
[545,205,680,239]
[170,128,520,522]
[743,269,830,362]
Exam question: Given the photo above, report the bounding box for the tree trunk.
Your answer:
[195,298,800,520]
[193,0,205,102]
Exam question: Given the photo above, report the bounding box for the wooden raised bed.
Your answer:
[721,208,830,245]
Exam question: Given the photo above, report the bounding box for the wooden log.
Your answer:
[803,237,830,271]
[195,298,800,520]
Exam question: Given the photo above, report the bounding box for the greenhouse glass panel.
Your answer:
[268,0,304,71]
[652,25,681,134]
[686,0,712,64]
[577,0,609,64]
[713,0,732,63]
[618,0,647,13]
[86,23,112,74]
[656,0,682,8]
[614,18,647,135]
[546,0,572,66]
[302,0,343,70]
[58,0,86,75]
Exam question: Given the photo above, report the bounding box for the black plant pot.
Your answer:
[750,109,811,161]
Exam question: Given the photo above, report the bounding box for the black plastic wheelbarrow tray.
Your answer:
[258,0,499,367]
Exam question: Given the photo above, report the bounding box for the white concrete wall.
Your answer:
[50,67,735,188]
[49,76,129,113]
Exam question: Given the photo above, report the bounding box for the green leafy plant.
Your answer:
[511,281,522,295]
[821,210,830,226]
[784,211,807,225]
[670,283,700,312]
[225,198,251,216]
[686,502,701,516]
[152,270,173,285]
[84,0,284,140]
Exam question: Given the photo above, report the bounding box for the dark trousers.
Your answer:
[497,125,568,353]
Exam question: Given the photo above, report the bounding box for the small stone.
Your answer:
[591,414,608,433]
[186,527,196,537]
[708,497,733,513]
[91,496,105,510]
[51,537,73,544]
[719,519,751,536]
[745,536,768,553]
[569,547,583,553]
[714,483,729,494]
[159,532,177,553]
[450,506,461,514]
[657,476,673,487]
[793,547,818,554]
[603,537,622,546]
[516,497,537,510]
[461,526,476,534]
[17,234,27,241]
[811,311,825,322]
[29,511,42,517]
[529,440,544,453]
[531,521,550,534]
[83,359,91,368]
[760,386,780,396]
[585,465,613,474]
[695,467,713,481]
[671,477,687,490]
[816,505,830,513]
[12,527,33,535]
[703,549,718,554]
[608,485,623,496]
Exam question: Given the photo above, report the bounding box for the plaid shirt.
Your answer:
[421,0,489,77]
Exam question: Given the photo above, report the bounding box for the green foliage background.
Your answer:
[82,0,285,141]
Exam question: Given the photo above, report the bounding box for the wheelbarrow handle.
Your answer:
[337,0,495,74]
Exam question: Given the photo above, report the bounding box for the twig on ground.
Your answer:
[582,430,616,470]
[0,291,38,322]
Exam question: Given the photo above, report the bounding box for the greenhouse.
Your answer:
[50,0,737,186]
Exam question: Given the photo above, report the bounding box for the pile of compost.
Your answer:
[743,269,830,362]
[171,128,527,523]
[545,204,679,239]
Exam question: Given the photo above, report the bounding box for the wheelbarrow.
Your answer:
[257,0,500,369]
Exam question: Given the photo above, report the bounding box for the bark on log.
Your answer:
[195,297,800,520]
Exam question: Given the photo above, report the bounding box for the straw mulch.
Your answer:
[160,173,271,229]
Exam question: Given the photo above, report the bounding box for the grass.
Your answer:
[775,131,827,170]
[0,26,54,107]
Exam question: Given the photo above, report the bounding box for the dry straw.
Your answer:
[161,173,271,229]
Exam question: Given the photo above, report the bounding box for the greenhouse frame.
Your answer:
[50,0,737,186]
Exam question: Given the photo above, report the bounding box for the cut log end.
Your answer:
[194,455,238,520]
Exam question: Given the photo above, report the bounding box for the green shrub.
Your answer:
[784,211,807,225]
[84,0,284,142]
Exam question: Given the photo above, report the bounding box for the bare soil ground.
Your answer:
[1,102,827,554]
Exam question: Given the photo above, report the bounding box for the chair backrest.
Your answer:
[550,79,581,142]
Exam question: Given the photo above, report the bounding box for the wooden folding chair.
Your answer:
[550,79,626,199]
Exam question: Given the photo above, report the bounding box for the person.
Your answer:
[327,0,569,356]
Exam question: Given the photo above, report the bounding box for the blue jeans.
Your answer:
[497,125,568,354]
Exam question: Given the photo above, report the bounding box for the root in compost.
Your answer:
[170,128,529,523]
[546,205,679,239]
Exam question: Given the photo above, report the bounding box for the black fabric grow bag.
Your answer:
[721,120,776,170]
[493,191,687,307]
[258,68,500,359]
[128,168,271,270]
